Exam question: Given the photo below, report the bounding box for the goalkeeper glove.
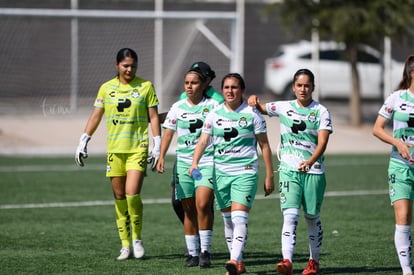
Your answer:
[147,136,161,171]
[75,133,91,167]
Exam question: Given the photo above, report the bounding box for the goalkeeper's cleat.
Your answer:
[184,255,199,267]
[225,260,238,275]
[116,247,130,261]
[132,239,145,259]
[302,259,319,275]
[276,259,293,275]
[199,251,211,268]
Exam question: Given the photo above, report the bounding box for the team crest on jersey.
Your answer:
[270,103,277,111]
[238,117,248,127]
[131,90,140,98]
[280,193,287,204]
[308,112,316,123]
[389,186,395,197]
[205,123,212,129]
[202,108,210,117]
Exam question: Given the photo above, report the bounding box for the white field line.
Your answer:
[0,158,386,173]
[0,189,388,210]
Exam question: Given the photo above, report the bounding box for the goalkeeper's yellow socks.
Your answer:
[126,194,143,240]
[115,198,130,247]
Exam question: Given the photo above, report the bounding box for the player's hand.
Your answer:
[75,133,91,167]
[247,95,260,107]
[147,136,161,171]
[156,158,165,174]
[264,176,275,197]
[298,161,311,173]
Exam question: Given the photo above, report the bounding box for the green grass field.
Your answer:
[0,154,401,274]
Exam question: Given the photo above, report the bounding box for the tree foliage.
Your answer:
[267,0,414,126]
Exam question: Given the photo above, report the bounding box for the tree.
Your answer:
[266,0,414,126]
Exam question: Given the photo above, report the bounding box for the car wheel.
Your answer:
[281,82,295,100]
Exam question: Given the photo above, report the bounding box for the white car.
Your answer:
[264,40,404,99]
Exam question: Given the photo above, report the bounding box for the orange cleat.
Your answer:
[275,259,293,275]
[302,259,319,275]
[237,261,246,274]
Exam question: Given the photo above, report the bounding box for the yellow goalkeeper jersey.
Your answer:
[94,76,159,153]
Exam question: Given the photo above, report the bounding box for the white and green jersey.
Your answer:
[266,100,332,174]
[202,101,267,176]
[378,89,414,167]
[163,97,221,166]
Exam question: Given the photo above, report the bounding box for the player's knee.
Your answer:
[282,208,299,225]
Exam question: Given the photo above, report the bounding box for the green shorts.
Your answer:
[214,173,258,210]
[106,152,147,177]
[278,170,326,215]
[175,161,214,200]
[388,159,414,203]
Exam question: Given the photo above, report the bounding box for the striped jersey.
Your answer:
[163,97,222,165]
[94,76,159,153]
[265,100,332,174]
[378,89,414,167]
[202,101,268,176]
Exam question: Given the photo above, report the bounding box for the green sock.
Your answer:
[126,194,143,240]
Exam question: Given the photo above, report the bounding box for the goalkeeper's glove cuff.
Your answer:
[153,136,161,149]
[80,133,91,143]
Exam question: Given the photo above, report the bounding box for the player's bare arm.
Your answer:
[299,129,330,172]
[247,95,267,115]
[373,115,414,162]
[157,128,175,173]
[189,132,210,176]
[256,132,274,196]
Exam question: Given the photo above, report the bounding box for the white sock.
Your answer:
[281,208,299,261]
[231,210,248,262]
[185,235,200,257]
[222,212,233,253]
[305,213,323,263]
[199,229,212,253]
[395,224,412,275]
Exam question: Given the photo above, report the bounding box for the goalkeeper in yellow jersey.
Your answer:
[75,48,161,261]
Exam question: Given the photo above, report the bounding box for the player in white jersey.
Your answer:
[191,73,275,275]
[156,67,222,268]
[373,55,414,275]
[249,69,332,275]
[159,62,222,229]
[75,48,161,261]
